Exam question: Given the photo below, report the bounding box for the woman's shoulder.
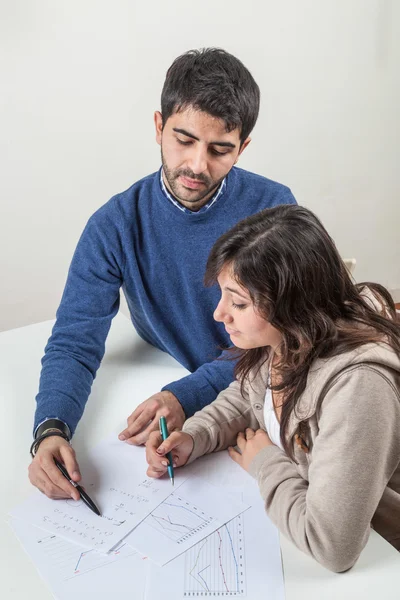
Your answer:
[298,343,400,419]
[311,342,400,379]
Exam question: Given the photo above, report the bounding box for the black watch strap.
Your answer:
[35,419,71,441]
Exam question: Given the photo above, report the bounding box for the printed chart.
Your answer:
[148,493,215,545]
[36,533,135,580]
[183,514,246,597]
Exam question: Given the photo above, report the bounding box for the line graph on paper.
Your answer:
[183,514,246,597]
[147,492,215,544]
[36,533,136,580]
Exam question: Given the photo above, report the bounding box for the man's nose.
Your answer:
[187,146,208,175]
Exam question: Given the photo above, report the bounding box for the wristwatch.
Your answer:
[30,419,72,458]
[35,418,71,441]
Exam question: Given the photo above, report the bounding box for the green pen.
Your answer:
[159,416,174,486]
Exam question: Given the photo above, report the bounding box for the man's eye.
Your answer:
[177,139,192,146]
[211,149,228,156]
[232,302,246,310]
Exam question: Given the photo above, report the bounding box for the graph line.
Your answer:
[148,493,214,544]
[74,550,93,572]
[184,514,246,597]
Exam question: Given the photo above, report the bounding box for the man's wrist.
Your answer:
[34,418,71,441]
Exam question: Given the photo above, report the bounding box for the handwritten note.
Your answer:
[10,437,186,552]
[9,518,148,600]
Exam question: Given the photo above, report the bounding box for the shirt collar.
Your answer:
[160,170,226,214]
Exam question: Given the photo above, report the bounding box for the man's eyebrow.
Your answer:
[173,128,236,149]
[225,286,249,300]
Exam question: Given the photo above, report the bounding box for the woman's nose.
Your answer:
[214,301,232,323]
[213,301,223,322]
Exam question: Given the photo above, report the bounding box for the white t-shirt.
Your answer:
[263,385,284,451]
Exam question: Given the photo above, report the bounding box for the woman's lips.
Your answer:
[226,327,240,335]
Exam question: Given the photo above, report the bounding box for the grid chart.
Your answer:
[36,534,135,579]
[147,493,214,544]
[183,514,246,597]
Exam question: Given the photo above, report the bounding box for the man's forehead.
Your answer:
[167,106,240,142]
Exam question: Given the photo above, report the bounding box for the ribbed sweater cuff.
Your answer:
[248,445,284,479]
[161,380,208,418]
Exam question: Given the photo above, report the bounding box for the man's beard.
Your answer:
[161,150,224,204]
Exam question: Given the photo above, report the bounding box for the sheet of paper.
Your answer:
[9,518,148,600]
[146,452,285,600]
[10,437,186,552]
[127,476,250,565]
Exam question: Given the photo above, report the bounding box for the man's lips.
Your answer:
[179,175,206,189]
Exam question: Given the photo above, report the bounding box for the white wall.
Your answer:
[1,0,399,332]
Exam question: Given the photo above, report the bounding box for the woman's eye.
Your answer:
[232,302,246,310]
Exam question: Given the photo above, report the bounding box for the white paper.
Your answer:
[10,437,186,552]
[9,518,148,600]
[146,452,285,600]
[127,476,250,565]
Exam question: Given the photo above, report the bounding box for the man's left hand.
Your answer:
[228,428,274,472]
[119,391,185,446]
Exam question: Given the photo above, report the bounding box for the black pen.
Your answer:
[55,458,101,516]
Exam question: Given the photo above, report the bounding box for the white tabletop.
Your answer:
[1,313,400,598]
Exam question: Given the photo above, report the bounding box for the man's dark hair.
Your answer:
[161,48,260,145]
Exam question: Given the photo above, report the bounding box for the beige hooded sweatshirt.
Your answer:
[182,343,400,572]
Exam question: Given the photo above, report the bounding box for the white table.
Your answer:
[1,313,400,599]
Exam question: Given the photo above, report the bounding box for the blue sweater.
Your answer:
[34,167,296,434]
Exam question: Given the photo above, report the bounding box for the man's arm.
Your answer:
[163,351,236,416]
[119,351,236,444]
[34,201,123,436]
[30,201,124,498]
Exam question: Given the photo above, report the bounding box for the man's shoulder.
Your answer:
[110,170,159,208]
[91,170,159,223]
[231,167,296,205]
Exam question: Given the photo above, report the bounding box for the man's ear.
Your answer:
[154,111,163,145]
[235,137,251,163]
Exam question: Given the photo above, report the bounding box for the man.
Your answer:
[29,48,296,500]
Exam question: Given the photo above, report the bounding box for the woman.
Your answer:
[145,204,400,572]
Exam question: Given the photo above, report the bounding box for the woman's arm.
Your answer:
[182,377,259,463]
[249,366,400,572]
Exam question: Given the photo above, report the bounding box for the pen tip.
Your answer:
[171,478,174,487]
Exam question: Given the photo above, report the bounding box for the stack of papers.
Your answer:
[9,438,285,599]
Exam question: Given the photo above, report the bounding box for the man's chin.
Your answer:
[174,185,212,204]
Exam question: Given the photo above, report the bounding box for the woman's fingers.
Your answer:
[145,431,193,478]
[245,428,255,439]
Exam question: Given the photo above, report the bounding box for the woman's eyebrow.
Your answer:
[225,286,249,300]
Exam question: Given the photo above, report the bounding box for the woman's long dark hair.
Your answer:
[205,204,400,459]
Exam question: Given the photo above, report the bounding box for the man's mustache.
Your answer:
[174,170,210,185]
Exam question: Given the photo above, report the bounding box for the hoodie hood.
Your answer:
[291,342,400,431]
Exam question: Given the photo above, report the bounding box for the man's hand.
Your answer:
[145,430,194,479]
[119,390,185,446]
[28,436,81,500]
[228,428,273,472]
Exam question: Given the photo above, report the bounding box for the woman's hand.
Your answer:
[228,428,274,472]
[145,430,194,478]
